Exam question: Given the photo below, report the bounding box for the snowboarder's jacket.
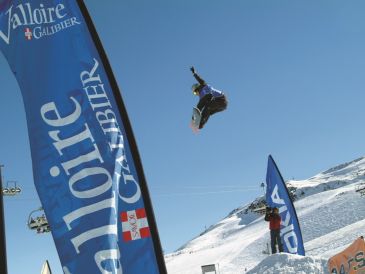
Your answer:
[199,85,224,99]
[192,71,225,99]
[265,212,281,230]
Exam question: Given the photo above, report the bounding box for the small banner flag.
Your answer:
[328,237,365,274]
[266,155,305,255]
[0,1,167,273]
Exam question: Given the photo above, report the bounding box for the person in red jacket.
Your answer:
[265,207,284,254]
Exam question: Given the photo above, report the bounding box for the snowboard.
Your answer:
[190,107,201,132]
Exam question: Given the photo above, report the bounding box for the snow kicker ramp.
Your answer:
[246,253,328,274]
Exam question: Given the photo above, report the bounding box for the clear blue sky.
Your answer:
[1,0,365,273]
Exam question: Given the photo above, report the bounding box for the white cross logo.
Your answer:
[25,28,32,40]
[121,208,150,241]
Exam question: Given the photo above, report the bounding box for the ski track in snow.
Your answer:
[166,157,365,274]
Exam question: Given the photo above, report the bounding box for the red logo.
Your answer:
[25,28,32,40]
[120,208,150,242]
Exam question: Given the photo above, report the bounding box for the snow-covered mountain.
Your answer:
[165,156,365,274]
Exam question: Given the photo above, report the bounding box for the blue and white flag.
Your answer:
[0,1,166,273]
[266,155,305,256]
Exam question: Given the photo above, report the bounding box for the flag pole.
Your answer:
[76,1,167,273]
[0,165,8,274]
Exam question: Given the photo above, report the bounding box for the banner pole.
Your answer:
[75,1,167,272]
[0,165,8,274]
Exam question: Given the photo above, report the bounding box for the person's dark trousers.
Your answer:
[197,94,227,129]
[270,229,284,254]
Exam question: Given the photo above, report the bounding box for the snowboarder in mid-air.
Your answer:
[190,66,228,129]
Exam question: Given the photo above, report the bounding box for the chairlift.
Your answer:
[28,207,51,234]
[2,181,21,196]
[2,188,9,195]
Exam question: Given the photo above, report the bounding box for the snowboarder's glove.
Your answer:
[190,66,195,74]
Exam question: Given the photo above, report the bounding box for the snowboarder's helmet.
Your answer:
[192,83,200,95]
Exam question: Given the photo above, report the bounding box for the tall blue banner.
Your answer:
[266,155,305,256]
[0,1,167,273]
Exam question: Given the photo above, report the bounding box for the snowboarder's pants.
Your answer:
[197,94,227,129]
[270,229,283,254]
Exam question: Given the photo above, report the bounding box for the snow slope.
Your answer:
[165,157,365,274]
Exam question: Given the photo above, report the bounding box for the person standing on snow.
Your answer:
[265,207,284,254]
[190,66,228,129]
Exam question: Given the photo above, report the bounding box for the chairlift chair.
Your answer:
[2,181,21,196]
[28,207,51,233]
[2,188,9,195]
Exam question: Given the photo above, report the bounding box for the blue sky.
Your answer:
[2,0,365,273]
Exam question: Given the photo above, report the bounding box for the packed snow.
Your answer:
[246,253,327,274]
[165,157,365,273]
